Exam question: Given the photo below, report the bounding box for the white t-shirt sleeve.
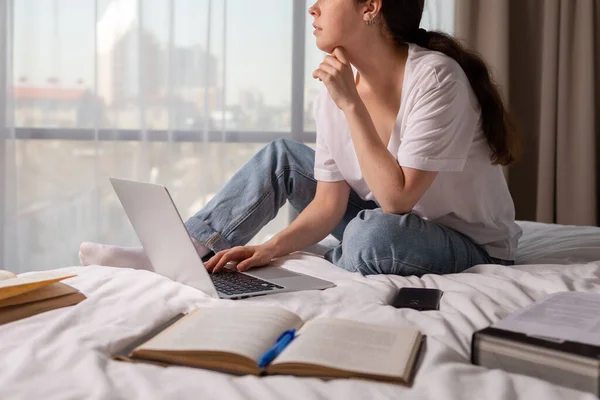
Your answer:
[313,91,345,182]
[397,79,480,172]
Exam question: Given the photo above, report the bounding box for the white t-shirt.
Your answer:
[313,43,522,261]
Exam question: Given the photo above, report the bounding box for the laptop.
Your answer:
[110,178,335,300]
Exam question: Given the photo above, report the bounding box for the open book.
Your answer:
[0,269,85,325]
[116,306,424,384]
[0,270,77,300]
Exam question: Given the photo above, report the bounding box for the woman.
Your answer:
[80,0,522,277]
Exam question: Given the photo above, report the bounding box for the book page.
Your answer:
[0,270,17,280]
[0,271,76,301]
[136,306,303,362]
[0,282,78,308]
[272,318,421,378]
[493,292,600,346]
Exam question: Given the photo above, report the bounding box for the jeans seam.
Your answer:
[338,250,361,273]
[205,232,221,247]
[220,163,371,242]
[221,183,275,240]
[284,165,316,184]
[282,166,370,210]
[278,165,370,211]
[221,165,312,239]
[186,217,216,243]
[354,256,439,274]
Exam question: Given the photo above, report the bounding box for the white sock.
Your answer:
[79,239,212,270]
[79,242,154,270]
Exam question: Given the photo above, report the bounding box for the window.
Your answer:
[4,0,455,272]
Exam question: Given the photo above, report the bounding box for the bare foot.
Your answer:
[79,242,154,271]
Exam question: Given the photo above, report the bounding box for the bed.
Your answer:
[1,221,599,400]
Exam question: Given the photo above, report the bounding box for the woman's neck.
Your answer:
[346,39,409,97]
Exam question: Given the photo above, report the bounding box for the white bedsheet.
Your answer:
[1,221,599,400]
[1,257,599,400]
[514,221,600,265]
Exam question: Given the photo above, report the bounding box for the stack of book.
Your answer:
[0,269,86,325]
[472,291,600,395]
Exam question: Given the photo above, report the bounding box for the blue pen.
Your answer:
[258,329,296,368]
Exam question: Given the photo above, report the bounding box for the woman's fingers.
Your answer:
[236,255,264,272]
[211,248,240,273]
[332,47,349,65]
[313,55,344,83]
[204,246,268,273]
[318,62,338,76]
[205,249,234,272]
[204,249,231,270]
[324,55,343,70]
[204,250,224,271]
[312,68,325,81]
[212,247,257,273]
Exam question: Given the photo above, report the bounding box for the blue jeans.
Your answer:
[184,139,513,277]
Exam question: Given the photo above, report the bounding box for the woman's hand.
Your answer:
[312,47,361,111]
[204,244,278,273]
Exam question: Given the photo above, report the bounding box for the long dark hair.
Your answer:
[357,0,521,165]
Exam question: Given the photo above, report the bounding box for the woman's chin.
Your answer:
[315,39,336,54]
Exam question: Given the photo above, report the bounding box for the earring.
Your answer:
[366,15,378,26]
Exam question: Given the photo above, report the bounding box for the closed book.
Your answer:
[0,270,85,325]
[0,290,86,326]
[471,292,600,395]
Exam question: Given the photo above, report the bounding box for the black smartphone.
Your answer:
[391,287,443,311]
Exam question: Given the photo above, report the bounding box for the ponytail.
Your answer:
[357,0,522,165]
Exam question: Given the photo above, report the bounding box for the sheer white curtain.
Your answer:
[2,0,454,273]
[1,0,6,270]
[1,0,18,271]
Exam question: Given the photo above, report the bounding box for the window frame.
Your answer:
[8,0,455,144]
[13,127,316,143]
[12,0,317,144]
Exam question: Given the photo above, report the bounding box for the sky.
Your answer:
[12,0,454,107]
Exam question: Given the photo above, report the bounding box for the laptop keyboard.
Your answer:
[211,272,284,296]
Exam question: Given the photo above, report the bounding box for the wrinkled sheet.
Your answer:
[1,221,599,400]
